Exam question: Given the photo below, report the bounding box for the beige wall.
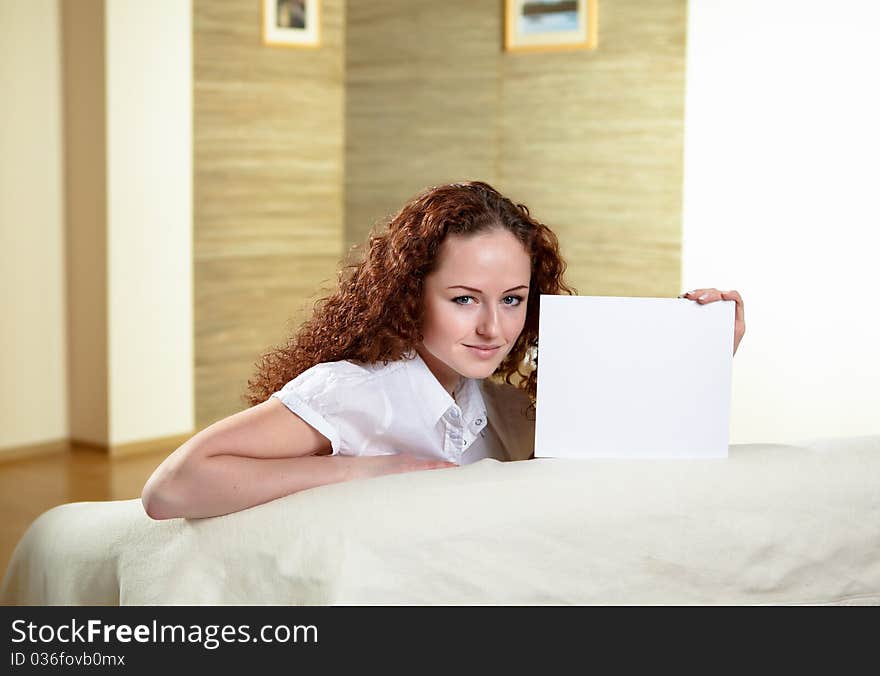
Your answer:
[0,0,67,450]
[193,0,345,428]
[683,0,880,443]
[346,0,687,298]
[6,1,872,454]
[61,0,194,448]
[105,0,193,445]
[1,0,193,456]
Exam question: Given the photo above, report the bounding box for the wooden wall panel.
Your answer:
[500,0,687,297]
[195,0,686,427]
[194,0,344,427]
[346,0,686,298]
[345,1,501,244]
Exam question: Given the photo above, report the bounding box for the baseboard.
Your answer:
[0,439,69,464]
[71,433,193,458]
[108,433,192,458]
[0,433,193,463]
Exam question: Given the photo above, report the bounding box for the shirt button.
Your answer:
[475,418,483,426]
[460,438,467,446]
[449,409,460,419]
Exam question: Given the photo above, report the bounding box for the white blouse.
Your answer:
[270,350,535,465]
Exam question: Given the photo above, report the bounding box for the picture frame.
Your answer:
[504,0,598,52]
[262,0,321,48]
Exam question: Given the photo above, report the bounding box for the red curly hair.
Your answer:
[244,181,576,407]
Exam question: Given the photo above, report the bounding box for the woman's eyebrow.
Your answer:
[446,285,529,293]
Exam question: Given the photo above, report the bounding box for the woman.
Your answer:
[142,181,745,520]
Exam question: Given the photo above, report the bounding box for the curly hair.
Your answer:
[244,181,576,407]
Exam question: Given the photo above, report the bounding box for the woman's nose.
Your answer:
[476,306,500,337]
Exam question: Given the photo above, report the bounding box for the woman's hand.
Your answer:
[350,454,459,481]
[679,288,746,355]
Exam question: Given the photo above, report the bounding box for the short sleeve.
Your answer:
[270,361,367,456]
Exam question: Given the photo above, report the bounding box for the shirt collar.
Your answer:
[402,349,488,428]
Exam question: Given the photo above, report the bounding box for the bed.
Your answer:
[2,435,879,605]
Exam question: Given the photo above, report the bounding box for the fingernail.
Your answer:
[698,293,709,300]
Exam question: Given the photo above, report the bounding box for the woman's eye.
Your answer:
[453,295,525,306]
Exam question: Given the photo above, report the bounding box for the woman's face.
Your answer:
[417,227,531,395]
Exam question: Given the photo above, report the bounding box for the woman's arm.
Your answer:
[141,398,455,520]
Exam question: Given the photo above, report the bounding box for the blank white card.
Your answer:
[535,295,734,459]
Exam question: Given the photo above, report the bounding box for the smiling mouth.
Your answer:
[464,344,502,350]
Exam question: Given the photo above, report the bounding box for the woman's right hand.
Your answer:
[352,454,459,481]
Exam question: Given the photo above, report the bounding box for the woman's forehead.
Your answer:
[430,230,531,287]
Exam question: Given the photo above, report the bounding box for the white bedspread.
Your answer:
[3,436,879,605]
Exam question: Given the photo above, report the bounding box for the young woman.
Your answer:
[141,181,745,520]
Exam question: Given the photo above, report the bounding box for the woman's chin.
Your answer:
[456,359,503,380]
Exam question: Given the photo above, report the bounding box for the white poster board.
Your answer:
[535,295,734,459]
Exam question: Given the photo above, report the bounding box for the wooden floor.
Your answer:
[0,446,172,579]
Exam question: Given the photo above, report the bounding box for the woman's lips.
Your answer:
[464,344,502,359]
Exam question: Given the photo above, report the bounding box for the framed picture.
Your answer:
[262,0,320,48]
[504,0,598,52]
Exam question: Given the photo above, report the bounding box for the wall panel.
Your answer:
[194,0,345,426]
[346,0,686,298]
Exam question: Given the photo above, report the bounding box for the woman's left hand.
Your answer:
[679,288,746,355]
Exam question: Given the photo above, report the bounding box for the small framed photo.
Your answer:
[504,0,598,52]
[262,0,321,48]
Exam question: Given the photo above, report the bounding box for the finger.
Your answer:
[679,288,721,300]
[695,288,723,304]
[721,290,745,322]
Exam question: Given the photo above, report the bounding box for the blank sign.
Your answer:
[535,295,734,459]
